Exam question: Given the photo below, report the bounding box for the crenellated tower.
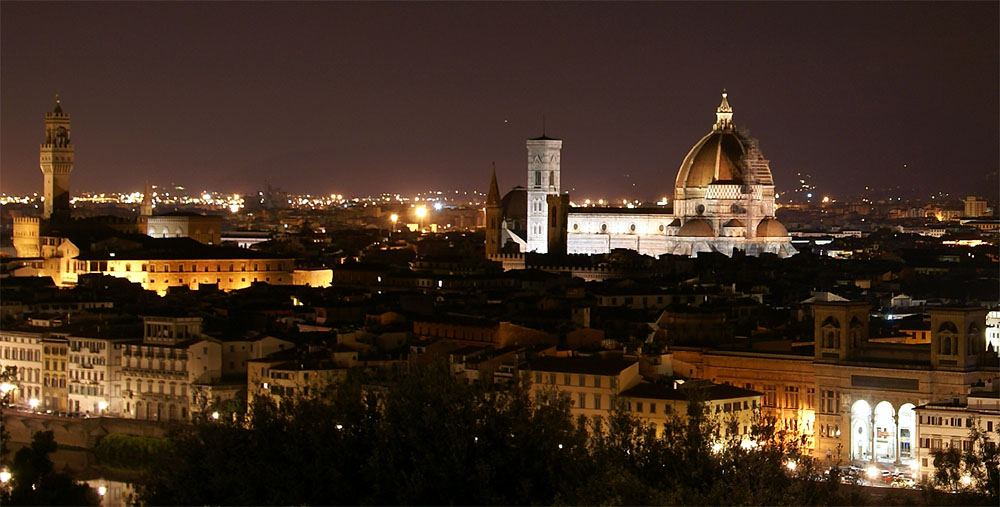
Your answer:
[39,94,74,221]
[526,133,561,253]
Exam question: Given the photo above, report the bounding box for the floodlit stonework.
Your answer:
[39,94,74,221]
[488,91,796,259]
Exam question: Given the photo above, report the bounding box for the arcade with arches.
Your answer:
[850,399,916,464]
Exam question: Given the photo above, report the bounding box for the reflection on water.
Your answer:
[82,478,136,507]
[7,442,140,507]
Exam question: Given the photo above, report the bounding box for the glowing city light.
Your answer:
[865,466,879,480]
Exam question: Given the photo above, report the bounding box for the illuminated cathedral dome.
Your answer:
[674,91,747,190]
[756,217,789,237]
[675,131,747,189]
[678,218,714,237]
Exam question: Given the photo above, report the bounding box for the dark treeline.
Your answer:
[136,363,995,506]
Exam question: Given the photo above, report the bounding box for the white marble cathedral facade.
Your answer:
[493,91,796,259]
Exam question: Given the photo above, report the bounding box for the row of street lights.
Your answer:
[1,367,18,499]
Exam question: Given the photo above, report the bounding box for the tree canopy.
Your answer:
[133,361,992,506]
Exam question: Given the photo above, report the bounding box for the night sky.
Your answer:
[1,2,997,201]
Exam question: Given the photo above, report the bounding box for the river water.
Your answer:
[8,443,138,507]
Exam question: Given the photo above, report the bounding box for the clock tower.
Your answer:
[40,94,74,221]
[526,134,562,253]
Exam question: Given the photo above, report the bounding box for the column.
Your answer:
[894,413,901,465]
[869,412,876,463]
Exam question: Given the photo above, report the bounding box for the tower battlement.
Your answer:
[39,94,74,221]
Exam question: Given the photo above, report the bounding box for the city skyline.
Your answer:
[1,2,997,200]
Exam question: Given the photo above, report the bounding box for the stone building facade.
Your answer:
[487,91,795,259]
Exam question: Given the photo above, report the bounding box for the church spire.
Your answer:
[487,162,501,206]
[714,89,733,131]
[141,180,153,216]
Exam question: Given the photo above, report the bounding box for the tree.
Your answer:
[139,361,868,506]
[931,422,999,504]
[3,431,98,506]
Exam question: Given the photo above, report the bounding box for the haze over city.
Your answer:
[1,2,997,200]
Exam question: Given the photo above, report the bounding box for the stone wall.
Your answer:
[3,411,169,450]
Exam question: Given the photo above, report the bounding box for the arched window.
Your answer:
[968,324,980,354]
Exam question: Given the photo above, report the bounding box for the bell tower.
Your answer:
[813,301,870,361]
[526,132,561,253]
[485,164,503,257]
[40,94,74,221]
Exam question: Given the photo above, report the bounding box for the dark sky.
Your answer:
[2,2,997,201]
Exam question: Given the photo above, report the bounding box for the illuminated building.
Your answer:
[146,212,223,245]
[122,316,220,421]
[39,94,74,221]
[622,381,761,441]
[963,196,988,218]
[525,357,641,419]
[488,92,796,259]
[671,303,997,466]
[913,387,1000,483]
[41,336,69,412]
[525,135,562,253]
[0,331,43,406]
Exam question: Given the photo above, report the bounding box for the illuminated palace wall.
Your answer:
[671,303,996,469]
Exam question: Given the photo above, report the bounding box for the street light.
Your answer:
[0,366,18,460]
[98,401,109,414]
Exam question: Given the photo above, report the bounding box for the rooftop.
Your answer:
[528,357,637,376]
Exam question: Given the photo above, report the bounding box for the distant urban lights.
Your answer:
[433,202,443,211]
[415,206,427,219]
